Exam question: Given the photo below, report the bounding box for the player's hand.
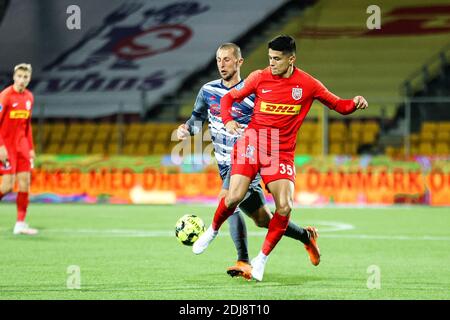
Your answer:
[225,120,243,135]
[176,124,190,140]
[353,96,368,110]
[29,150,36,169]
[0,145,8,163]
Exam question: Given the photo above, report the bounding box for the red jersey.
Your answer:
[0,85,34,154]
[221,67,356,154]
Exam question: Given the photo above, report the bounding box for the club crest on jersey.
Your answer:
[292,87,302,100]
[26,100,32,110]
[0,104,2,112]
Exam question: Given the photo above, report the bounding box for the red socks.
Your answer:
[16,192,29,222]
[262,212,290,256]
[0,192,4,201]
[212,197,237,231]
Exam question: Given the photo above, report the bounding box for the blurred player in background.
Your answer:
[177,43,317,278]
[0,63,37,235]
[194,35,368,281]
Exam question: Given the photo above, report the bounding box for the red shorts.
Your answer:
[0,149,31,175]
[231,135,296,186]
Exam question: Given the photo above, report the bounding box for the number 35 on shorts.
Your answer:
[279,163,295,176]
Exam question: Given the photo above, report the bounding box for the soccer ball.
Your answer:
[175,214,206,246]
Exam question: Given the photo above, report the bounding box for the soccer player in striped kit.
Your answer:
[0,63,38,235]
[194,36,368,281]
[178,43,318,278]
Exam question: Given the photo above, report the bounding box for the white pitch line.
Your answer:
[40,229,450,241]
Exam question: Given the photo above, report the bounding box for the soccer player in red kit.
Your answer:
[0,63,38,235]
[193,35,368,281]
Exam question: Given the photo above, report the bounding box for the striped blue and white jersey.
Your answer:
[186,79,255,178]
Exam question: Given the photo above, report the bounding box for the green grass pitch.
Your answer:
[0,203,449,300]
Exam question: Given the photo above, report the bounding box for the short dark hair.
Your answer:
[268,35,296,56]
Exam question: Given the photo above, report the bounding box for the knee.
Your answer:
[17,181,30,192]
[276,203,293,216]
[1,181,13,194]
[225,192,245,208]
[1,186,13,194]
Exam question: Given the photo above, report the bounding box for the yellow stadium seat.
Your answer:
[135,143,150,156]
[410,133,420,144]
[65,132,80,143]
[153,143,168,155]
[140,131,155,143]
[418,143,433,156]
[154,131,169,143]
[349,120,363,132]
[362,131,377,144]
[60,143,75,154]
[91,143,105,155]
[125,131,140,143]
[329,130,346,142]
[419,131,434,143]
[410,146,419,156]
[45,143,60,154]
[437,122,450,132]
[422,122,437,133]
[349,130,361,142]
[67,123,83,132]
[127,123,144,133]
[310,143,322,155]
[296,143,310,154]
[106,143,119,155]
[48,134,64,144]
[329,143,344,155]
[122,143,136,155]
[329,122,346,133]
[297,129,312,142]
[83,123,97,132]
[52,122,66,134]
[346,143,358,155]
[435,143,449,156]
[436,131,450,143]
[363,121,380,133]
[97,123,113,132]
[74,143,89,155]
[79,130,95,143]
[385,146,395,157]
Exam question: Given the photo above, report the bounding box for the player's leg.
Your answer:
[239,185,310,244]
[1,149,16,199]
[250,179,294,281]
[220,167,252,278]
[193,174,252,254]
[219,188,250,264]
[13,154,37,235]
[0,173,14,200]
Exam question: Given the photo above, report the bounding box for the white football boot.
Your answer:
[192,225,218,254]
[250,252,268,281]
[13,222,38,235]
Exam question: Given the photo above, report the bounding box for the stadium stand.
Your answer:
[23,0,450,157]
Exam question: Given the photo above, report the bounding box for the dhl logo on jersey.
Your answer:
[9,110,30,119]
[260,102,301,115]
